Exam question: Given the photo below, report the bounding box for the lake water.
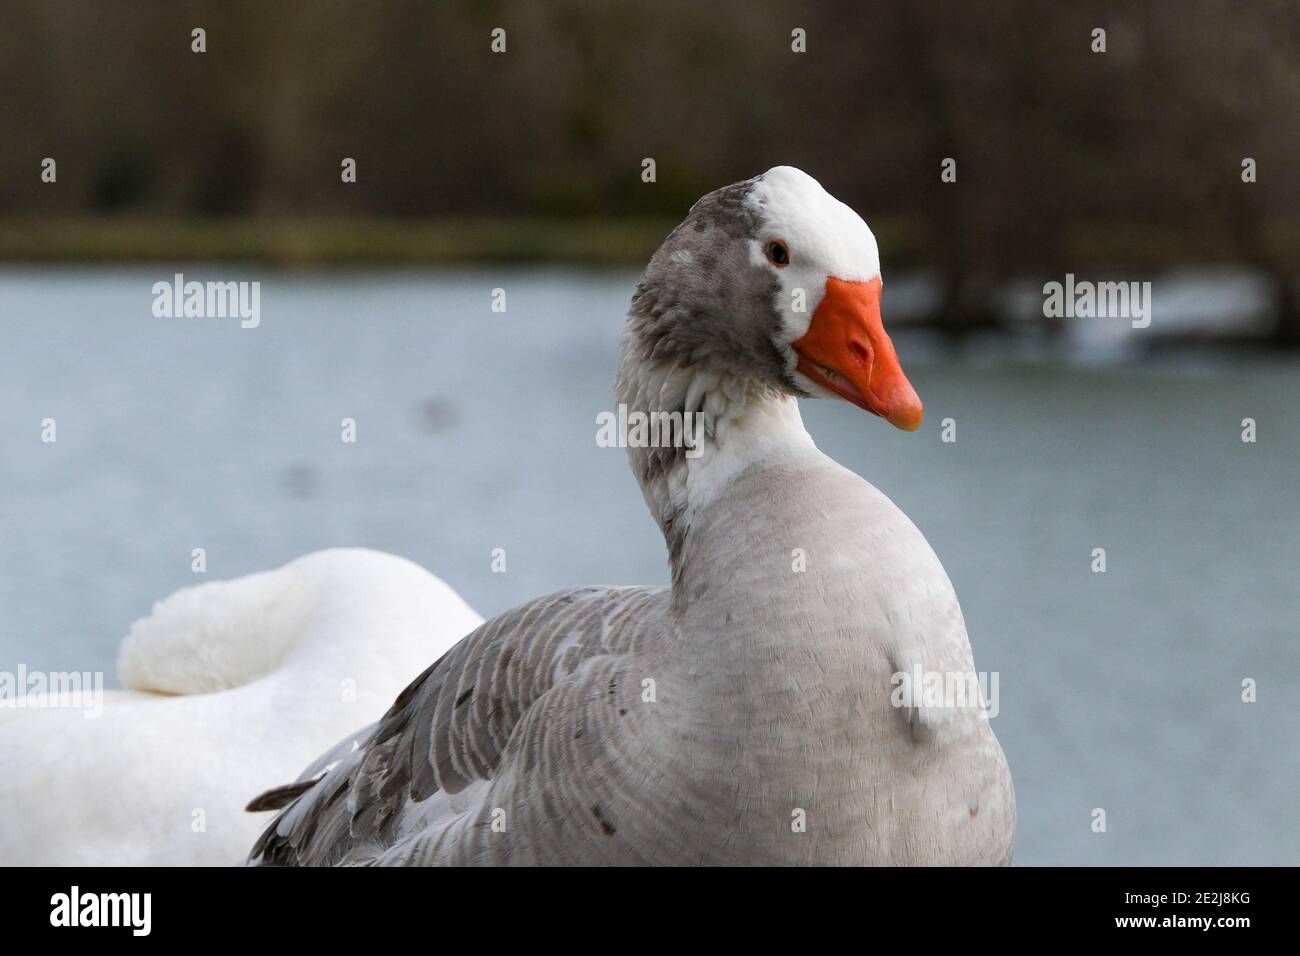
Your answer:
[1,266,1297,865]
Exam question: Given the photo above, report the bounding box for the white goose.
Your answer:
[247,167,1015,866]
[0,549,481,865]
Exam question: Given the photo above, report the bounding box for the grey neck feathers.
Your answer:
[617,181,804,586]
[615,331,803,588]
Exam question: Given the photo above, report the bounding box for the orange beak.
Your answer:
[791,276,923,431]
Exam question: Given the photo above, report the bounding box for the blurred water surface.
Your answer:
[1,267,1297,866]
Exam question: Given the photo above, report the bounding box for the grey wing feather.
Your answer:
[246,585,663,866]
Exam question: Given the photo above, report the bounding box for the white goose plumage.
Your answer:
[0,549,481,865]
[248,166,1016,866]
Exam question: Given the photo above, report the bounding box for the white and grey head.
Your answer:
[617,167,923,558]
[620,165,920,431]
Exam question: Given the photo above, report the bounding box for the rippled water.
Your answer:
[1,267,1297,865]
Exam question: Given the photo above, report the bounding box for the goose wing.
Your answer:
[247,585,665,865]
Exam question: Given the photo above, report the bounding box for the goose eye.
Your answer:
[765,240,790,267]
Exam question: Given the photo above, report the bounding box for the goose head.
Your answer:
[621,165,922,433]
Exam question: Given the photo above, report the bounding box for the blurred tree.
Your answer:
[0,0,1296,337]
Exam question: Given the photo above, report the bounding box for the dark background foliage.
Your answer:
[2,0,1298,333]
